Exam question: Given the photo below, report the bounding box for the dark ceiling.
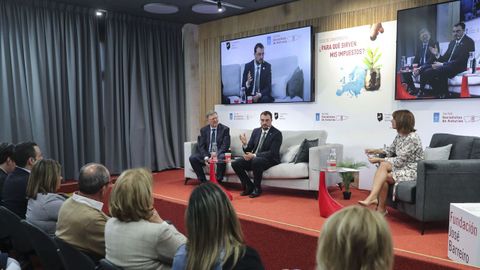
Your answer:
[49,0,298,25]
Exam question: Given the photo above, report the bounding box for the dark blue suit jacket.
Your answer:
[413,40,438,66]
[437,35,475,78]
[197,123,230,158]
[2,167,30,218]
[244,126,282,164]
[242,60,272,99]
[0,169,7,203]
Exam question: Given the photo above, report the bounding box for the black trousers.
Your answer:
[189,153,226,182]
[231,156,276,190]
[420,67,450,97]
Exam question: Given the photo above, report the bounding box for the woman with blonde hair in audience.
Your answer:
[359,109,424,214]
[316,206,393,270]
[172,182,264,270]
[105,168,186,269]
[26,159,66,236]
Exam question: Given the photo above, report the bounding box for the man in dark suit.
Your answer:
[413,28,438,67]
[231,111,282,198]
[419,22,475,98]
[0,143,15,204]
[189,111,230,183]
[242,43,274,103]
[402,28,439,94]
[2,142,43,218]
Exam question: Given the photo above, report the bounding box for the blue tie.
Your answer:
[421,44,427,65]
[255,132,267,154]
[448,41,459,62]
[254,66,260,95]
[209,129,216,152]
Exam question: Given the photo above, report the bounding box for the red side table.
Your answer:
[209,161,233,200]
[318,169,343,218]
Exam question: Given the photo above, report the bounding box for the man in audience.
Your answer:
[2,142,42,218]
[242,43,274,103]
[231,111,282,198]
[189,110,230,183]
[56,163,110,259]
[419,22,475,98]
[0,143,16,203]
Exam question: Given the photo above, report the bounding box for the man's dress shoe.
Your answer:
[249,188,262,198]
[240,189,253,196]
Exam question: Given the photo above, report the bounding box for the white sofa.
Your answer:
[184,129,343,192]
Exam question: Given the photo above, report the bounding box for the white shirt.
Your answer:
[17,166,30,173]
[72,193,104,211]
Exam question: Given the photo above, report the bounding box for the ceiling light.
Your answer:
[95,9,106,17]
[192,3,226,14]
[143,3,179,14]
[217,1,222,12]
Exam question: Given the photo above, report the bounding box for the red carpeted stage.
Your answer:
[150,169,478,270]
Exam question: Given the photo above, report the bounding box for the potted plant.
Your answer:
[363,47,382,91]
[337,159,367,200]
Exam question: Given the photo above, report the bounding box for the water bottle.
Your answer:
[240,87,246,103]
[400,56,407,71]
[468,51,476,74]
[210,142,218,162]
[327,148,337,172]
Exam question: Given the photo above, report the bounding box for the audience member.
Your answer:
[316,206,393,270]
[359,110,424,214]
[26,159,66,236]
[0,252,21,270]
[231,111,282,198]
[2,142,43,218]
[56,163,110,259]
[106,168,186,269]
[189,110,230,183]
[173,183,264,270]
[0,143,15,203]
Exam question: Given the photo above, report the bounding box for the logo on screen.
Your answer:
[267,36,271,45]
[226,42,231,50]
[274,112,279,120]
[377,113,383,122]
[315,113,320,121]
[229,113,233,120]
[433,112,440,123]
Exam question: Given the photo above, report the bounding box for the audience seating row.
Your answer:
[0,206,121,270]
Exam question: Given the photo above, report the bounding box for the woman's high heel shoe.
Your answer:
[358,198,378,207]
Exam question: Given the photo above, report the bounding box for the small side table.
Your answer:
[318,169,343,218]
[460,73,480,98]
[209,160,233,200]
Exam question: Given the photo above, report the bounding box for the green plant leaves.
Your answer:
[363,47,382,69]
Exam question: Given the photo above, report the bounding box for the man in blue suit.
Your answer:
[242,43,274,103]
[2,142,43,218]
[189,111,230,183]
[0,143,16,203]
[232,111,282,198]
[419,22,475,98]
[402,28,439,94]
